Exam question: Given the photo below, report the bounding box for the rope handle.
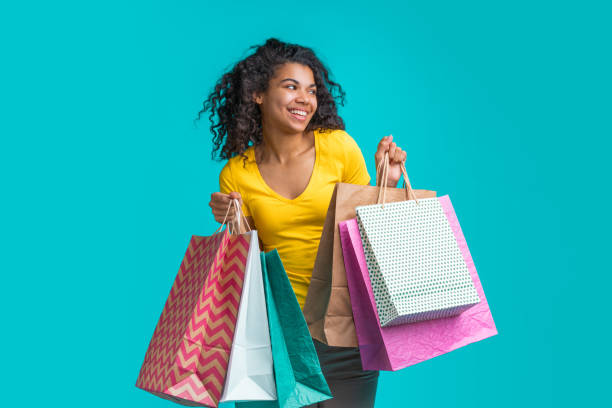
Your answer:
[214,198,252,235]
[375,152,418,208]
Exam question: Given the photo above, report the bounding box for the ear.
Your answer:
[252,92,263,105]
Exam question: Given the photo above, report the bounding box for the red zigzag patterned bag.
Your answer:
[136,224,250,407]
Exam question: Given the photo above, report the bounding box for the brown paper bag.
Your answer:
[303,182,436,347]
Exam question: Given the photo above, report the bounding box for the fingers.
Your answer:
[391,146,406,164]
[209,192,242,223]
[373,134,408,188]
[375,134,407,164]
[376,135,393,151]
[210,192,242,207]
[388,142,397,163]
[209,192,231,210]
[375,135,393,163]
[228,191,243,206]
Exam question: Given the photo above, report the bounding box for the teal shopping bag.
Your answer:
[237,250,332,408]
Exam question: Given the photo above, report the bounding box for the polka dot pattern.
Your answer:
[355,197,480,327]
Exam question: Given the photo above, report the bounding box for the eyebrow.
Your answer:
[280,78,317,87]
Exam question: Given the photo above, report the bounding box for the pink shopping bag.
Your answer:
[339,195,497,371]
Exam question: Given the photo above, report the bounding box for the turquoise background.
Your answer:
[1,1,610,407]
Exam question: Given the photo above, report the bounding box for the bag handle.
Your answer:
[230,199,252,234]
[215,199,252,234]
[375,152,418,208]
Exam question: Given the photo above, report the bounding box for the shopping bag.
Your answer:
[220,230,276,402]
[136,204,250,407]
[356,189,481,326]
[340,212,497,370]
[238,250,332,408]
[354,153,481,327]
[303,182,436,347]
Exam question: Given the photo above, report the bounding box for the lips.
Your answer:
[287,108,308,121]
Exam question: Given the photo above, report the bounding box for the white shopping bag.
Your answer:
[220,229,277,402]
[355,155,480,327]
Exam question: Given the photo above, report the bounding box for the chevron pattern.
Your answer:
[136,230,250,407]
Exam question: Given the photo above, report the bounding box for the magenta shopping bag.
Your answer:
[339,196,497,371]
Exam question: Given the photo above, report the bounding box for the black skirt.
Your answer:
[306,339,379,408]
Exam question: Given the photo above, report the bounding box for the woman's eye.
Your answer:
[286,85,316,94]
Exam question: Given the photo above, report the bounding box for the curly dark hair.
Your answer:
[196,38,347,161]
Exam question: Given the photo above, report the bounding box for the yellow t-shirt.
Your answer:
[219,128,370,308]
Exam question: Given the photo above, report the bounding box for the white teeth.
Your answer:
[289,109,306,116]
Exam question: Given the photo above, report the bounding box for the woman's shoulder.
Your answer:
[317,127,357,151]
[316,127,353,142]
[317,127,362,157]
[219,147,256,185]
[222,147,255,170]
[318,128,370,184]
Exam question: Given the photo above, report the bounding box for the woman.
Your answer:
[199,38,407,408]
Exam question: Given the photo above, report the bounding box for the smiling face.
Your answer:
[254,62,318,134]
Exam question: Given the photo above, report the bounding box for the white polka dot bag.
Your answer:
[355,155,480,327]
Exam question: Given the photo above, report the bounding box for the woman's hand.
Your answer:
[375,135,406,187]
[209,191,243,224]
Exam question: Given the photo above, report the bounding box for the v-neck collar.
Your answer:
[249,129,320,203]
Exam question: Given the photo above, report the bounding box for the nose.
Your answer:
[295,89,310,104]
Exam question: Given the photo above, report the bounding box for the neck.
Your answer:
[258,124,314,164]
